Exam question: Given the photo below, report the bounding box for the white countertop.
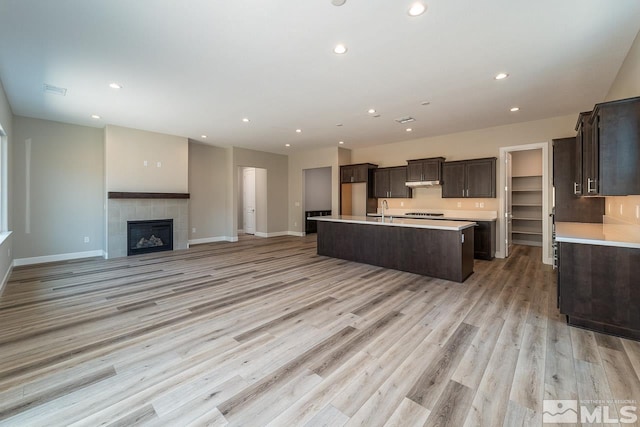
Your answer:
[310,215,476,231]
[555,222,640,249]
[368,209,498,221]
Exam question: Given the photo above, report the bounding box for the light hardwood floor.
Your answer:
[1,235,639,426]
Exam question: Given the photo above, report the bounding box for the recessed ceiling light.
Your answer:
[339,141,345,145]
[295,129,302,133]
[368,109,376,114]
[333,44,347,54]
[109,82,122,89]
[285,144,291,147]
[494,73,509,80]
[408,2,427,16]
[90,114,101,119]
[242,118,250,122]
[421,101,431,106]
[201,135,207,138]
[331,0,346,5]
[336,123,343,127]
[406,128,413,132]
[510,107,520,112]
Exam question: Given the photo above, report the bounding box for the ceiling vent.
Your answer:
[43,84,67,96]
[395,117,416,124]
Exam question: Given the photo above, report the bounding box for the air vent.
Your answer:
[43,84,67,96]
[395,117,415,124]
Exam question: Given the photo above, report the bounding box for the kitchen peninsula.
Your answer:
[311,215,476,282]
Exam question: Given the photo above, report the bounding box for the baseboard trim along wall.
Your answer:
[188,236,238,245]
[13,250,106,267]
[0,263,13,296]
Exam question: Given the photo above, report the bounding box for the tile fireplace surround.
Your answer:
[107,193,189,258]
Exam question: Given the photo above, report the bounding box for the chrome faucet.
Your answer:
[381,199,389,221]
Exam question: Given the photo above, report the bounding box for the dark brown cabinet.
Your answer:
[574,112,592,196]
[374,167,412,198]
[588,96,640,196]
[473,220,496,260]
[552,137,604,222]
[558,241,640,341]
[406,157,445,182]
[340,163,377,183]
[442,158,496,198]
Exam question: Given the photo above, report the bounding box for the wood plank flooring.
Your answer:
[1,235,639,426]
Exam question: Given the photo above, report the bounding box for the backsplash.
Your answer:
[377,187,499,211]
[605,195,640,225]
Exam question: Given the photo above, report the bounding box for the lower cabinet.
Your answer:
[305,210,331,234]
[558,242,640,341]
[473,220,496,260]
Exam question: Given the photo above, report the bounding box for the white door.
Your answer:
[243,168,256,235]
[505,152,513,257]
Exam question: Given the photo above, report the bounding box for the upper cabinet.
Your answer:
[587,96,640,196]
[340,163,377,183]
[406,157,445,182]
[553,137,604,223]
[574,111,592,196]
[442,158,497,198]
[374,167,412,198]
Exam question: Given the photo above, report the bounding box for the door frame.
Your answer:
[498,142,552,265]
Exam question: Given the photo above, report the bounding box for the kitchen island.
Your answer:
[310,215,476,282]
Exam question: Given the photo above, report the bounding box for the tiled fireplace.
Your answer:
[107,193,189,258]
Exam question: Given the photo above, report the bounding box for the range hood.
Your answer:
[405,180,441,188]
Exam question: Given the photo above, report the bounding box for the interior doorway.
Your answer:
[242,168,256,235]
[238,167,267,236]
[499,143,551,264]
[303,167,332,234]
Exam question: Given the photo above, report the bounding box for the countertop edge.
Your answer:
[310,215,476,231]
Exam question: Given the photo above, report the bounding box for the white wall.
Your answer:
[105,125,188,192]
[12,116,104,260]
[0,79,13,293]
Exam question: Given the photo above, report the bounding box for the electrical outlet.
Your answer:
[475,202,479,208]
[295,201,300,207]
[636,205,639,219]
[480,202,485,208]
[143,160,148,167]
[84,236,90,243]
[192,227,196,234]
[620,204,624,215]
[400,201,404,207]
[156,161,162,168]
[457,202,462,208]
[294,222,297,227]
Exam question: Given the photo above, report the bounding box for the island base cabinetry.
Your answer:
[558,242,640,341]
[317,221,474,282]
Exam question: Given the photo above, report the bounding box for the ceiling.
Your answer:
[1,1,639,155]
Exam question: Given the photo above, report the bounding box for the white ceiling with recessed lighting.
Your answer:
[0,0,639,154]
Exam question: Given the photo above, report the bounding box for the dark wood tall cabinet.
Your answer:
[553,137,604,223]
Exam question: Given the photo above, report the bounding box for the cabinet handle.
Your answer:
[573,182,580,195]
[466,189,469,197]
[587,178,596,193]
[462,189,465,197]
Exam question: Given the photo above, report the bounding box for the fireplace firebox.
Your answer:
[127,219,173,256]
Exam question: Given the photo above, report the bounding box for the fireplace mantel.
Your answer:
[108,192,190,199]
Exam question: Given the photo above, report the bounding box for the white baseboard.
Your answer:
[13,250,106,267]
[288,231,306,237]
[254,231,295,238]
[0,263,13,297]
[189,236,238,245]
